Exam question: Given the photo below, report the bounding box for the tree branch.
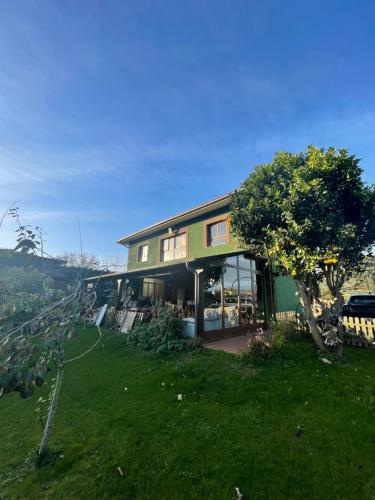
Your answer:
[64,326,103,365]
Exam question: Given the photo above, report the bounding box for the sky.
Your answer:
[0,0,375,264]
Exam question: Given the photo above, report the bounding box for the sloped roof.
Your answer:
[117,192,232,246]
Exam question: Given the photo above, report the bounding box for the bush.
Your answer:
[240,326,291,365]
[249,337,272,361]
[239,328,272,365]
[125,307,201,354]
[0,266,59,333]
[270,318,309,342]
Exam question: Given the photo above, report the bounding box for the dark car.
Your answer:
[343,293,375,318]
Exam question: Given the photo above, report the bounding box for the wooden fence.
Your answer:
[343,316,375,342]
[275,311,297,321]
[276,311,375,347]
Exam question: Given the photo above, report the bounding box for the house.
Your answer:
[86,193,299,340]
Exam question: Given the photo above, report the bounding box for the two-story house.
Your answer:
[87,193,299,340]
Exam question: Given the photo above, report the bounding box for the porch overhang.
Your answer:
[83,250,267,284]
[83,260,200,283]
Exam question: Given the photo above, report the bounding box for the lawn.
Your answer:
[1,327,375,499]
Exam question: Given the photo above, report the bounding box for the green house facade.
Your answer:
[88,193,299,339]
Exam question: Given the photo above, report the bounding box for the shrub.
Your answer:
[125,307,201,354]
[249,337,272,361]
[272,331,286,350]
[270,317,309,342]
[239,328,272,365]
[0,266,59,333]
[240,326,293,365]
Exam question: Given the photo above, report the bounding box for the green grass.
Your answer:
[1,327,375,499]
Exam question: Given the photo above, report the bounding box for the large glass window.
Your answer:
[160,233,187,261]
[207,221,227,246]
[203,267,222,331]
[255,274,265,323]
[202,254,266,332]
[222,256,240,328]
[238,255,255,324]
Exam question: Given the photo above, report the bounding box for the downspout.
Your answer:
[186,262,204,337]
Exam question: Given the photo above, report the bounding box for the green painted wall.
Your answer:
[274,276,300,312]
[127,208,244,271]
[125,207,301,315]
[127,236,160,270]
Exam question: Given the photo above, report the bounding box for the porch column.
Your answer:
[193,268,204,337]
[115,279,124,310]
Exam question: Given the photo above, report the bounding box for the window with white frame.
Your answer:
[138,243,149,262]
[160,233,187,261]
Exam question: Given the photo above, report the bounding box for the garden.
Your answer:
[1,325,375,499]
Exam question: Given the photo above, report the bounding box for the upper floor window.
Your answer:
[161,233,187,261]
[207,220,227,246]
[138,243,149,262]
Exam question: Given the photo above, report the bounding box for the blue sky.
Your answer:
[0,0,374,264]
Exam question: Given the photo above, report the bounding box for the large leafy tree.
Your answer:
[231,146,375,352]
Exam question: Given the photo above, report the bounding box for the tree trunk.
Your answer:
[334,291,345,360]
[38,362,64,458]
[296,280,326,351]
[325,267,345,360]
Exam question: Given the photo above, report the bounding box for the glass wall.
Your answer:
[222,256,240,328]
[255,274,265,323]
[203,254,266,332]
[203,266,222,331]
[238,254,255,325]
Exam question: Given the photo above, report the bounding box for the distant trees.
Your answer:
[231,146,375,356]
[57,252,101,270]
[343,256,375,296]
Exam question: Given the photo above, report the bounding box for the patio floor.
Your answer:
[203,330,272,354]
[203,334,250,354]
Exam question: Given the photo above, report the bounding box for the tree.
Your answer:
[0,266,102,461]
[230,146,375,354]
[0,208,103,462]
